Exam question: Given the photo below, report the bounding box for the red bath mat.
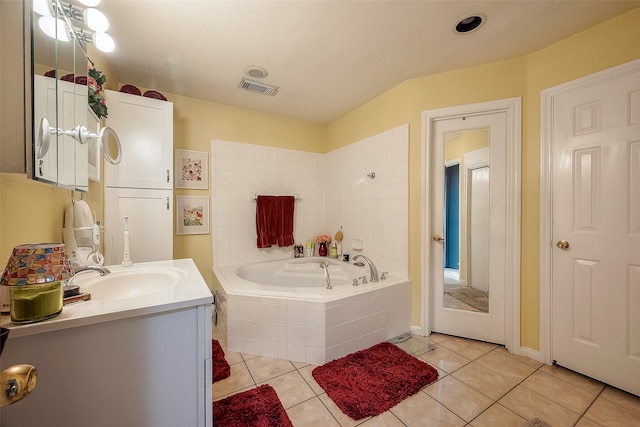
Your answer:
[312,341,439,420]
[213,384,294,427]
[212,339,231,383]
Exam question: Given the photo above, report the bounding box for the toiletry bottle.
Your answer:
[330,240,338,258]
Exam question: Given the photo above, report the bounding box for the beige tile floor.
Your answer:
[212,331,640,426]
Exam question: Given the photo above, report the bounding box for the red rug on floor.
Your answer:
[212,339,231,383]
[213,384,294,427]
[312,341,439,420]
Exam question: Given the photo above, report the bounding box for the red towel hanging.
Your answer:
[256,196,277,248]
[255,195,295,248]
[276,196,295,247]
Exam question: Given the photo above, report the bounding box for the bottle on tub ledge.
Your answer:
[329,240,338,258]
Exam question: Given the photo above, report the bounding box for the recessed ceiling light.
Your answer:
[454,14,485,34]
[244,65,269,79]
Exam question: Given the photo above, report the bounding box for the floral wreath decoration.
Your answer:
[88,58,108,119]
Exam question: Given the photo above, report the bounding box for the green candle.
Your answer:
[9,282,63,323]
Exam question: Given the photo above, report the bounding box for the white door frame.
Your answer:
[539,58,640,365]
[421,97,521,353]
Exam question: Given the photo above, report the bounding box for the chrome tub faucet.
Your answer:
[319,261,332,289]
[353,255,379,282]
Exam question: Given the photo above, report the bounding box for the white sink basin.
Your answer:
[77,267,186,302]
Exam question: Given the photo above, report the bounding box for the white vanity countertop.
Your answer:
[0,258,213,338]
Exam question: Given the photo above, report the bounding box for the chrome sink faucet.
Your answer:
[353,255,379,282]
[319,261,332,289]
[66,265,111,286]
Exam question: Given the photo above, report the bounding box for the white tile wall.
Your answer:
[211,123,409,277]
[325,124,409,278]
[211,140,325,266]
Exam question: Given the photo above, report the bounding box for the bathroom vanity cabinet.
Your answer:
[0,259,212,427]
[103,90,174,265]
[104,187,173,263]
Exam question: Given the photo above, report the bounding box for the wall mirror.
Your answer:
[31,0,89,192]
[443,129,490,313]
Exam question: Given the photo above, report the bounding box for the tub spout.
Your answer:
[353,255,379,282]
[319,261,332,289]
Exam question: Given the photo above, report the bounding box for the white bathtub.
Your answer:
[212,257,411,365]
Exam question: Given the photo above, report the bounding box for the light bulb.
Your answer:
[38,16,70,42]
[33,0,52,17]
[83,8,109,32]
[93,32,115,52]
[78,0,101,6]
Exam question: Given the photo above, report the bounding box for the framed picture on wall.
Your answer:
[174,149,208,189]
[176,196,210,235]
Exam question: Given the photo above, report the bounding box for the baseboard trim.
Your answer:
[519,346,544,363]
[410,325,424,336]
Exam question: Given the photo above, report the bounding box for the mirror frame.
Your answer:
[24,0,34,179]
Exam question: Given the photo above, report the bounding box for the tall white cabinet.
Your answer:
[104,90,173,265]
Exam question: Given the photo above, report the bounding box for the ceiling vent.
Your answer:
[238,78,278,96]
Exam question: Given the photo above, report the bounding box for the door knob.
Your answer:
[556,240,570,250]
[433,235,445,243]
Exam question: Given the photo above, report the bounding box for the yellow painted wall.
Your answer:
[520,8,640,348]
[326,56,529,334]
[1,7,639,351]
[325,8,640,350]
[166,94,324,285]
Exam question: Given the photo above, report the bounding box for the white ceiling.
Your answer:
[99,0,640,124]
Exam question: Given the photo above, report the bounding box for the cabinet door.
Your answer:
[104,188,173,264]
[33,75,58,184]
[104,90,173,189]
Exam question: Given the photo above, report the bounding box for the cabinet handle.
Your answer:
[166,197,170,210]
[166,169,170,183]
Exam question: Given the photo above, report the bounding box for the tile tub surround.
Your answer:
[211,124,409,278]
[212,266,411,365]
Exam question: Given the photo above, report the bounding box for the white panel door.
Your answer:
[104,188,173,265]
[430,112,507,344]
[104,90,173,189]
[551,66,640,396]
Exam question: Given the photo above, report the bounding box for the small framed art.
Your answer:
[174,149,208,189]
[176,196,210,235]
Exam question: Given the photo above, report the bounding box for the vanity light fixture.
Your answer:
[78,0,101,6]
[33,0,116,52]
[33,0,54,17]
[73,27,115,52]
[38,15,70,42]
